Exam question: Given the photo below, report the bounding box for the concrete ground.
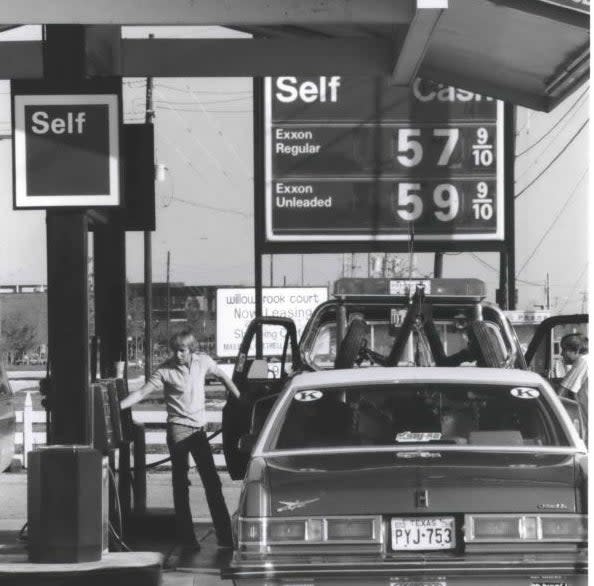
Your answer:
[0,469,243,585]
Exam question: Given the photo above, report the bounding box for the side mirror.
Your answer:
[238,433,257,455]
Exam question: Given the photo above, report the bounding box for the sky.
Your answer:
[0,25,590,313]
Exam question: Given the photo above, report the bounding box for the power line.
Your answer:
[516,169,587,276]
[514,118,588,199]
[516,86,589,158]
[469,253,542,286]
[183,83,251,174]
[559,264,588,313]
[170,196,252,218]
[153,87,251,189]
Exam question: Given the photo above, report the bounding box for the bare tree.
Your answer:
[1,313,38,363]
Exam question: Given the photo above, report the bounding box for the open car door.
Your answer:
[525,314,588,380]
[222,316,300,480]
[525,314,588,440]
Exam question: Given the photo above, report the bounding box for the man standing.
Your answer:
[121,329,241,550]
[558,333,588,440]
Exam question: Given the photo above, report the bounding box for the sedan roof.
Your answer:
[290,366,548,389]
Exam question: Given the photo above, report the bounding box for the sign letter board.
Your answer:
[12,94,120,209]
[264,77,503,251]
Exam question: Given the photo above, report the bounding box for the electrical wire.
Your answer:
[516,86,589,158]
[559,264,588,313]
[171,196,252,218]
[516,170,587,277]
[158,130,239,205]
[153,87,250,188]
[469,253,542,287]
[154,82,251,95]
[514,119,588,199]
[183,83,252,174]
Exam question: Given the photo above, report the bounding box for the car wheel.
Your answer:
[468,321,508,367]
[334,318,368,369]
[222,397,250,480]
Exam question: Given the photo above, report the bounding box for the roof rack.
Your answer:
[333,278,486,300]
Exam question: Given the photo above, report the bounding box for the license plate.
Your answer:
[391,517,456,551]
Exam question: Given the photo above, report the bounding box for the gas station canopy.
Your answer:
[0,0,589,110]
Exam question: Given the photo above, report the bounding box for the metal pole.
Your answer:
[504,102,517,309]
[546,272,551,310]
[253,77,264,357]
[166,251,171,342]
[144,33,154,380]
[434,252,443,278]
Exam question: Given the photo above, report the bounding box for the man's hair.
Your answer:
[169,328,197,351]
[560,333,588,354]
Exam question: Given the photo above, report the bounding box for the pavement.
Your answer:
[0,468,243,585]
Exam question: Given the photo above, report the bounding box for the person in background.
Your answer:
[120,328,241,551]
[558,333,588,440]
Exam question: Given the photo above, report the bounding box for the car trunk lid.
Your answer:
[263,450,577,517]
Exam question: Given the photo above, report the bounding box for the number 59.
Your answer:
[394,183,459,222]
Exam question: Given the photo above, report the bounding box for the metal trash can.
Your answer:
[27,445,107,563]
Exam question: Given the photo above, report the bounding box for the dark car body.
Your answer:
[0,360,16,471]
[222,367,587,585]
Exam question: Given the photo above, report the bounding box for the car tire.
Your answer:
[468,321,507,368]
[334,318,368,369]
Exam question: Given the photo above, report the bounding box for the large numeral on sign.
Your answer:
[434,184,459,222]
[396,129,422,167]
[433,128,459,166]
[396,183,423,221]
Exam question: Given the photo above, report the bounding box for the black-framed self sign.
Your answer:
[12,94,120,209]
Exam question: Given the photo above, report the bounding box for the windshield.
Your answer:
[269,383,570,450]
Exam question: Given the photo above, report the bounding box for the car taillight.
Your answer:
[326,518,376,540]
[268,519,307,542]
[238,516,381,546]
[540,515,587,540]
[465,514,587,543]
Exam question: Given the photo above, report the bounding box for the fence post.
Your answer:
[22,392,33,468]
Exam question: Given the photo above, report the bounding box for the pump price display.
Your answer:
[264,76,503,245]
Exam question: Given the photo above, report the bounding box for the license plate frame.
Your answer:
[391,517,456,551]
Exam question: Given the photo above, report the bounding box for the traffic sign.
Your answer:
[13,94,120,208]
[264,76,503,247]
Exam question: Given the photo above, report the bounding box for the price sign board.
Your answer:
[264,77,503,248]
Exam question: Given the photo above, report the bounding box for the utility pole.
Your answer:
[144,33,155,380]
[545,273,551,310]
[580,291,588,313]
[270,255,274,286]
[166,251,171,342]
[351,253,356,277]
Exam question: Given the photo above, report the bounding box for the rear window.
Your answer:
[270,383,570,450]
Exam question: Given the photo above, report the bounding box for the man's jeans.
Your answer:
[166,423,233,546]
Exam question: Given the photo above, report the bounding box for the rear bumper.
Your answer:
[222,555,587,584]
